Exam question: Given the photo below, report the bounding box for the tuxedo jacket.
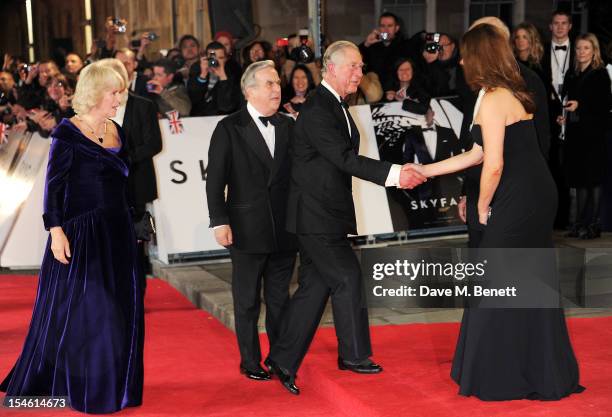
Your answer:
[122,92,163,206]
[286,85,391,235]
[206,107,296,253]
[541,41,575,117]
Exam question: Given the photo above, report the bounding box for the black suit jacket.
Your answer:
[122,92,163,207]
[286,85,392,235]
[206,107,296,253]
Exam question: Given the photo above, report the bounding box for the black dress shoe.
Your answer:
[265,358,300,395]
[338,357,383,374]
[240,364,271,381]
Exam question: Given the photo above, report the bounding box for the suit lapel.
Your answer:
[237,108,274,171]
[318,86,357,150]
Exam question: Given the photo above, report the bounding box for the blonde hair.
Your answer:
[512,22,544,65]
[72,62,126,114]
[240,60,275,96]
[96,58,129,85]
[574,33,604,71]
[322,40,360,76]
[469,16,510,40]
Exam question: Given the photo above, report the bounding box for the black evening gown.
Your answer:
[0,119,144,413]
[450,95,584,400]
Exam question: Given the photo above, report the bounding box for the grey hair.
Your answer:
[321,40,359,76]
[240,60,276,96]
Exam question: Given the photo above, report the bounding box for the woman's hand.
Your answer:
[478,206,490,226]
[283,102,297,115]
[458,195,467,223]
[50,227,71,264]
[556,115,566,126]
[564,100,578,112]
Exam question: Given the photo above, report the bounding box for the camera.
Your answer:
[111,17,127,33]
[378,32,390,41]
[18,63,30,74]
[130,32,158,48]
[424,32,442,54]
[207,51,219,68]
[294,29,314,64]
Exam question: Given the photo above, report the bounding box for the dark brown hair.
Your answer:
[461,23,535,114]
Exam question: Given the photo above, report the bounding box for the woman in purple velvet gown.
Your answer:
[0,62,144,413]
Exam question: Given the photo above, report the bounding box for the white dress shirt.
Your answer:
[247,102,275,157]
[551,39,570,96]
[320,80,401,187]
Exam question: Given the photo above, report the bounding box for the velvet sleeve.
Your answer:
[42,137,73,230]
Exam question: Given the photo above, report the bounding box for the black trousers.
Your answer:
[230,248,296,369]
[270,234,372,375]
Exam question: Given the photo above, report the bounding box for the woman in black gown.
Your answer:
[412,23,583,400]
[559,33,612,239]
[0,62,144,413]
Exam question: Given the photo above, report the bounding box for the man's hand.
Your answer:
[3,53,14,71]
[214,225,233,247]
[564,100,578,112]
[458,195,467,223]
[364,30,381,47]
[209,57,227,81]
[146,79,162,95]
[25,63,39,85]
[399,164,427,189]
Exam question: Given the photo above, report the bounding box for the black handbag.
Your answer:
[133,211,156,241]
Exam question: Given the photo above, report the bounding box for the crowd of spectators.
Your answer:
[1,12,610,143]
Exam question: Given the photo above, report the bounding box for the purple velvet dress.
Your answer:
[0,118,144,414]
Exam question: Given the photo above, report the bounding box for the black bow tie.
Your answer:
[259,115,277,127]
[340,99,349,110]
[554,45,567,51]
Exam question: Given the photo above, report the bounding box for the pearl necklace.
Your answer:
[77,115,107,143]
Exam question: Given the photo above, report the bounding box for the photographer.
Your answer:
[281,31,321,87]
[437,33,466,96]
[409,31,451,98]
[16,61,60,109]
[187,41,241,117]
[148,59,191,117]
[359,12,406,88]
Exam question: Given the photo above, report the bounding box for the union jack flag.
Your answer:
[166,110,184,134]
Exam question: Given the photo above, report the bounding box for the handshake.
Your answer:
[398,163,427,189]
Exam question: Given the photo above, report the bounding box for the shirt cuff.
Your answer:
[213,224,228,230]
[385,164,402,187]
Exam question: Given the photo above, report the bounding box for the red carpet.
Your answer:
[1,275,611,417]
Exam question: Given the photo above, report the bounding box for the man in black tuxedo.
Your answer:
[541,10,575,228]
[266,41,426,395]
[100,58,163,292]
[206,60,297,381]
